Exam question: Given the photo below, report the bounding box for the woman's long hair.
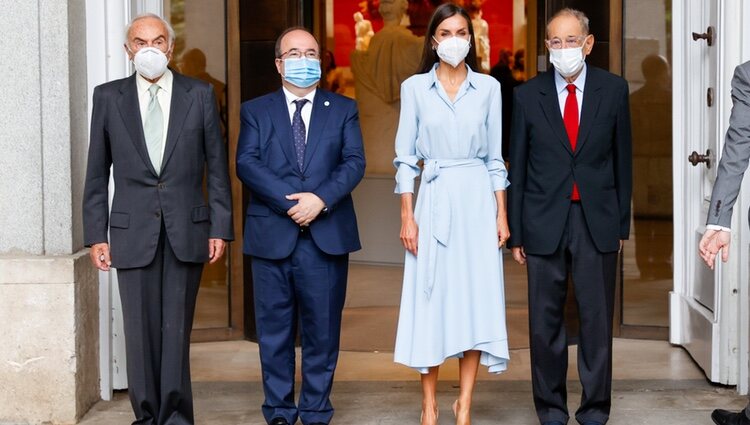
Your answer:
[416,3,479,74]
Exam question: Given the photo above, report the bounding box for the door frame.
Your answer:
[191,0,246,343]
[670,0,750,392]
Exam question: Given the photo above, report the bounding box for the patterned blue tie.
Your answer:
[292,99,308,171]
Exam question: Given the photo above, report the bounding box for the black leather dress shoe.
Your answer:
[269,418,290,425]
[712,409,750,425]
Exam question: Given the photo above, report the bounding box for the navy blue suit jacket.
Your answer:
[237,88,365,259]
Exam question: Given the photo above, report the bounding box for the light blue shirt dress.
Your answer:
[393,63,510,373]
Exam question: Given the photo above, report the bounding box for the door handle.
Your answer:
[692,26,714,46]
[688,149,712,168]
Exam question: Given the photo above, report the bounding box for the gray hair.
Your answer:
[547,8,590,37]
[125,13,176,47]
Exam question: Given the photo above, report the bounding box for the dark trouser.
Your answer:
[252,230,348,425]
[117,226,204,425]
[526,203,617,425]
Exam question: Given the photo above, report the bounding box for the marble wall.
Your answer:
[0,0,100,422]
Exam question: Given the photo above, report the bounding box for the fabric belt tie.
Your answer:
[421,158,484,299]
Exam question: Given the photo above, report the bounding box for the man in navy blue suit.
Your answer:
[236,27,365,425]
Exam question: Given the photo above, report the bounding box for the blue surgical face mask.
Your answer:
[283,57,321,88]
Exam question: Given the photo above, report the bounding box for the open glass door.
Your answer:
[670,0,739,384]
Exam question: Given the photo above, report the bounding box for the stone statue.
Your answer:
[350,0,423,175]
[354,11,374,51]
[472,9,490,73]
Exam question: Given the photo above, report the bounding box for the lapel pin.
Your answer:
[324,100,330,107]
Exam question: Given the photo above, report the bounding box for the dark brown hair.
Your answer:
[416,3,479,74]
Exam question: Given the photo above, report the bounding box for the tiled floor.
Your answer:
[79,339,747,424]
[79,217,727,424]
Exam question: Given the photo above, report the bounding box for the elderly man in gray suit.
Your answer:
[83,13,233,425]
[699,61,750,425]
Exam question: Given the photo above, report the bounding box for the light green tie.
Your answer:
[144,84,163,174]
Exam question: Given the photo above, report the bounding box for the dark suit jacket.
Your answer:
[508,66,632,255]
[236,88,365,260]
[83,71,234,269]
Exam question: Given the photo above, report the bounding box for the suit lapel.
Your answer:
[116,75,159,176]
[302,90,332,174]
[161,73,194,172]
[267,89,301,175]
[574,69,603,156]
[538,72,573,156]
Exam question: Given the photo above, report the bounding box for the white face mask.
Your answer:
[132,47,169,80]
[549,41,587,78]
[434,36,471,68]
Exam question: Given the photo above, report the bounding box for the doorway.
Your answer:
[228,0,675,350]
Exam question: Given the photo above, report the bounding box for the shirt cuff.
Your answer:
[706,224,731,232]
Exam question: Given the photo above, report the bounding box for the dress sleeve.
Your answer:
[393,80,421,194]
[485,81,510,191]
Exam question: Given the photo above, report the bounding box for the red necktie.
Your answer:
[563,84,580,201]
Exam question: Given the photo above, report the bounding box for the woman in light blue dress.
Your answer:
[393,4,510,425]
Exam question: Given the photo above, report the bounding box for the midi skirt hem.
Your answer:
[394,338,510,375]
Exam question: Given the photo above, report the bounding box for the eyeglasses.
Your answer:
[545,35,587,50]
[278,49,320,60]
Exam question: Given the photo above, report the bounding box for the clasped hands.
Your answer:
[286,192,326,227]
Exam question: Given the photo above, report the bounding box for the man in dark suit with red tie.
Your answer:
[508,8,632,425]
[236,28,365,425]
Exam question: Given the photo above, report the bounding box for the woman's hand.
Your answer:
[399,193,418,256]
[400,216,419,256]
[497,214,510,247]
[494,190,509,248]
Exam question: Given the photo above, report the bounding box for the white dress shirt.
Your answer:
[282,86,316,144]
[554,63,587,121]
[136,69,173,159]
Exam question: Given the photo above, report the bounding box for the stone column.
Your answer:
[0,0,100,423]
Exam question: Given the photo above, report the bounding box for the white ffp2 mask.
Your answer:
[132,47,169,80]
[434,36,471,68]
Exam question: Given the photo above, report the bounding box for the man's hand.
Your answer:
[208,238,226,264]
[90,242,112,271]
[286,192,326,226]
[511,246,526,265]
[699,229,731,270]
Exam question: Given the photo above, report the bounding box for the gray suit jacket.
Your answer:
[708,61,750,228]
[82,71,233,269]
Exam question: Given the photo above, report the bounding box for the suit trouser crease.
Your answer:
[526,203,617,424]
[117,224,203,425]
[253,233,348,425]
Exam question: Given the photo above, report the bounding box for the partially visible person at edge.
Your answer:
[393,3,511,425]
[83,13,233,425]
[699,60,750,425]
[508,7,632,425]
